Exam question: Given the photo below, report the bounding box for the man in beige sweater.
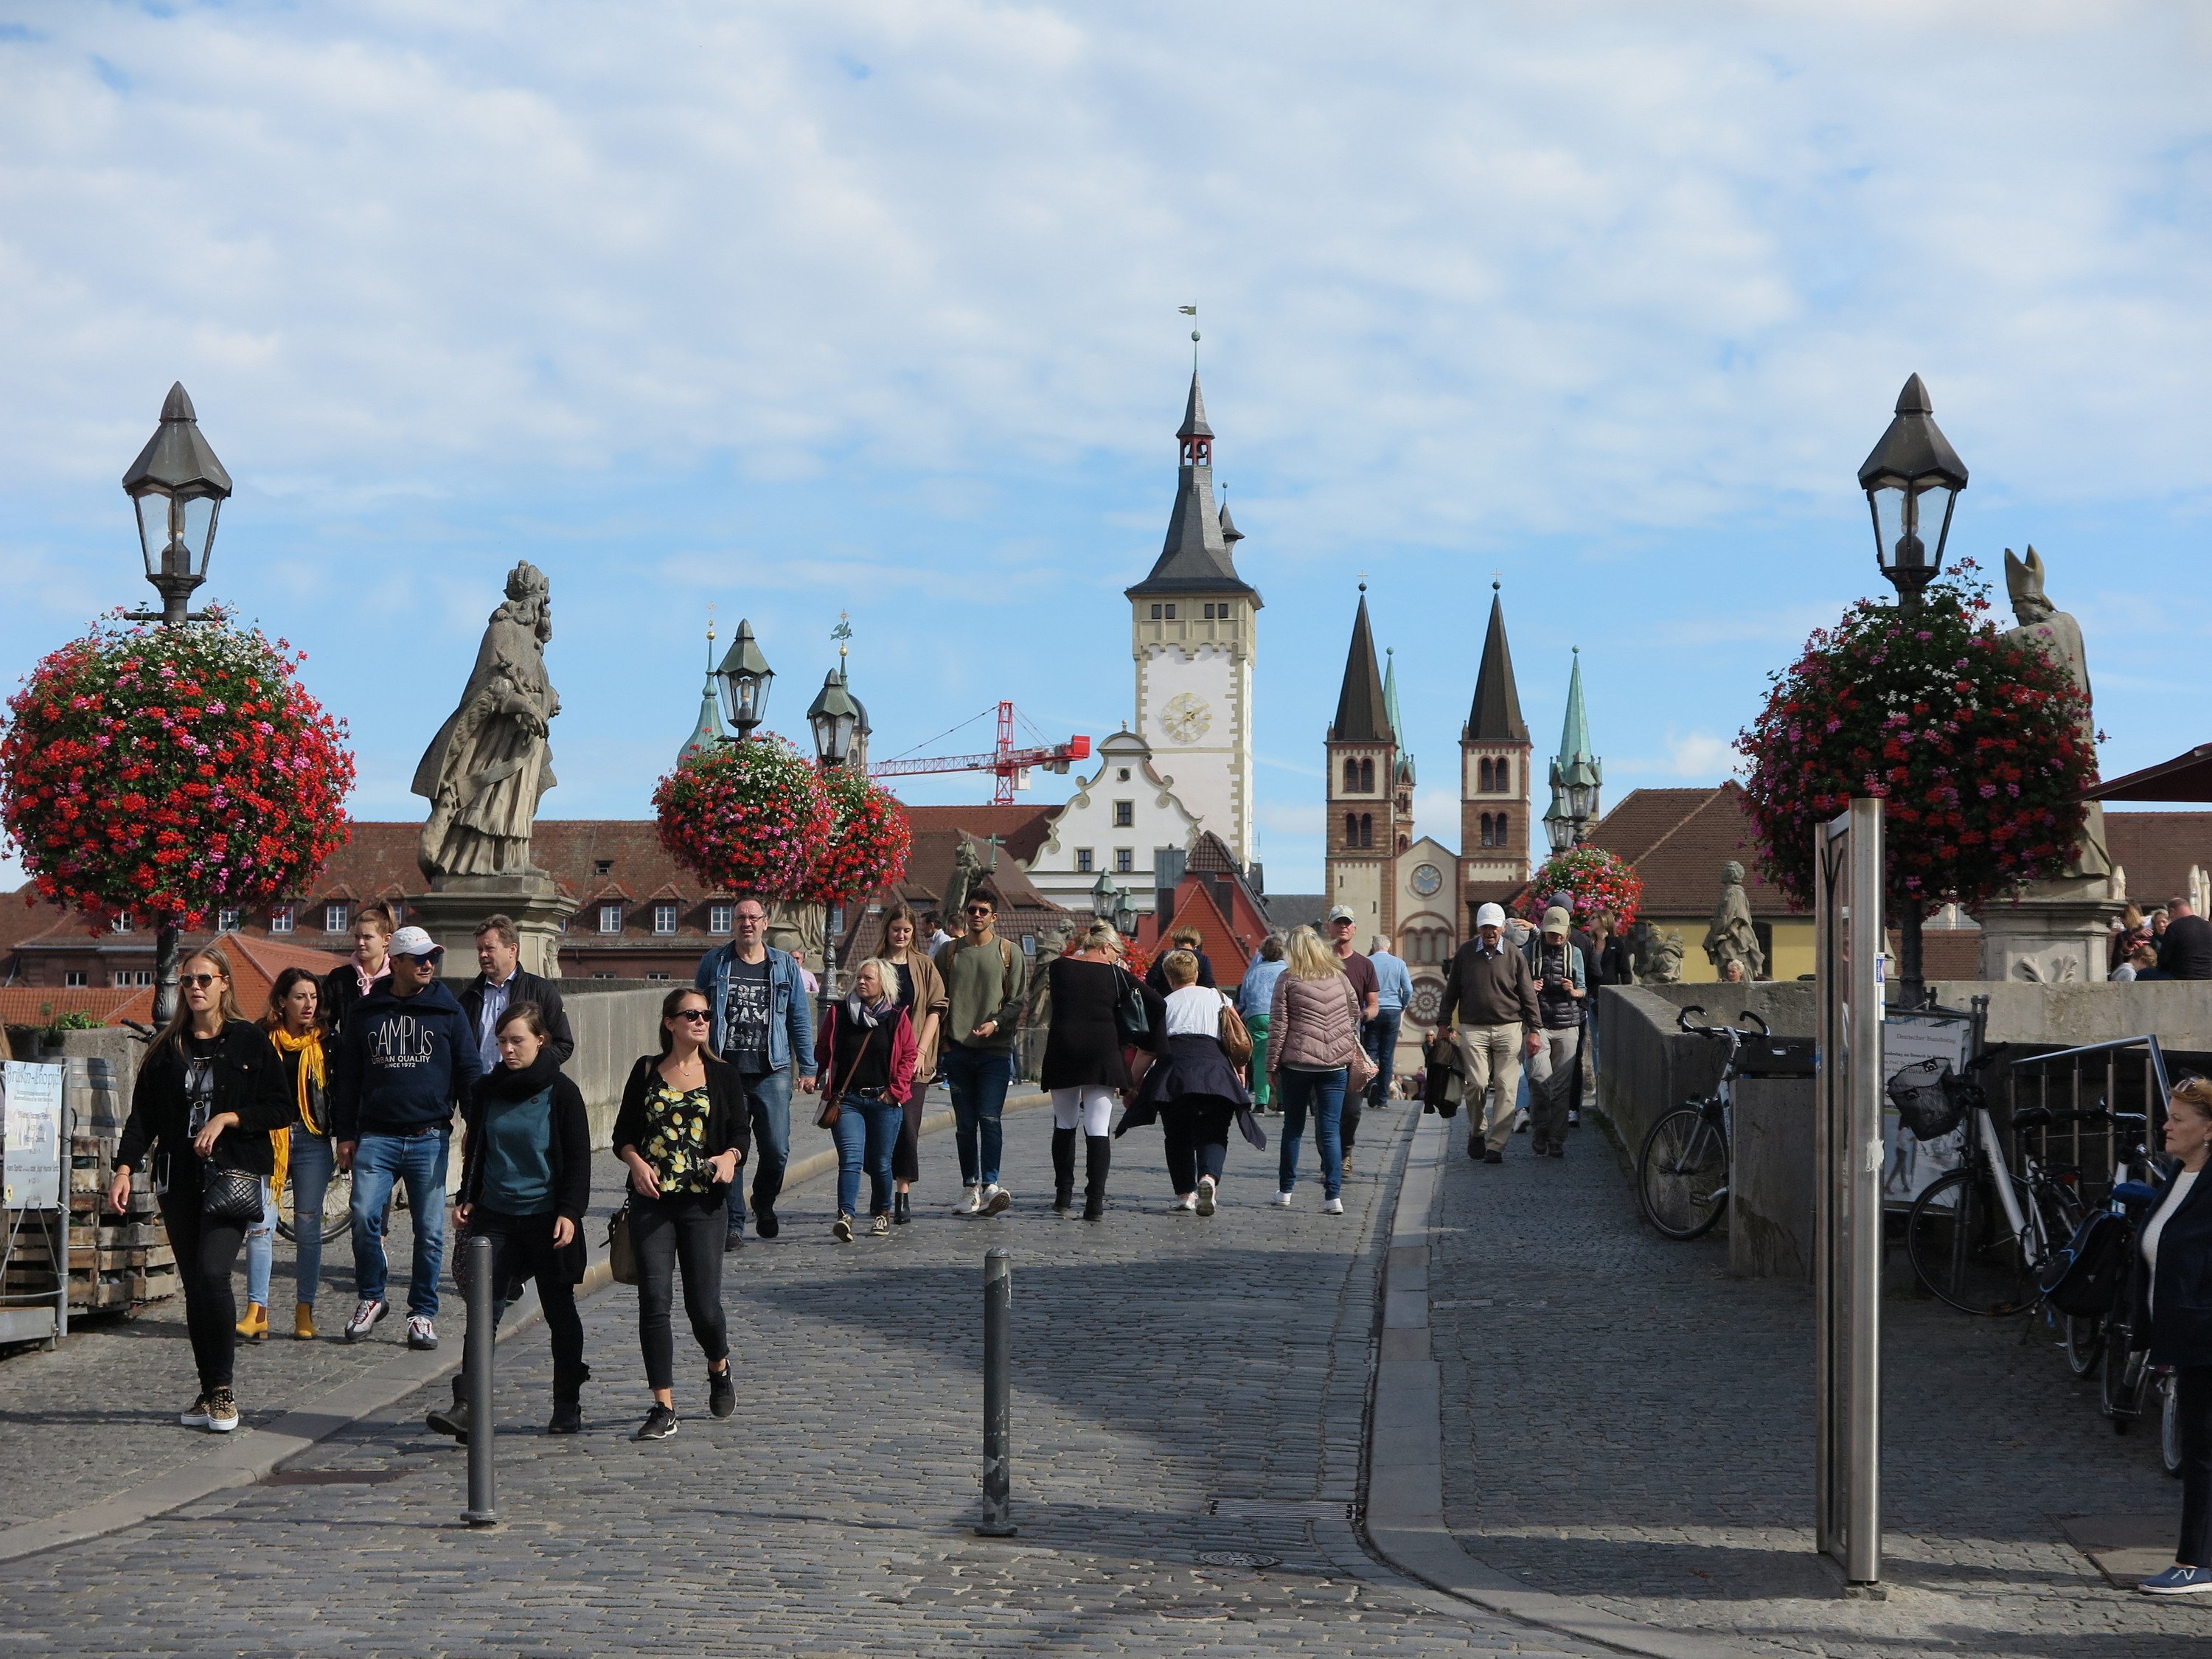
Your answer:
[1437,902,1542,1164]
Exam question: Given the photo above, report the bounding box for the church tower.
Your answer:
[1127,372,1261,866]
[1459,582,1532,928]
[1326,587,1402,938]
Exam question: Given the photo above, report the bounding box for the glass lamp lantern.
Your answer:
[807,667,862,770]
[122,382,232,625]
[1858,374,1969,600]
[716,619,774,739]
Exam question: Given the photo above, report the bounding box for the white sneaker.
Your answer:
[1323,1197,1345,1215]
[1273,1190,1295,1207]
[178,1394,212,1428]
[1177,1193,1197,1212]
[962,1186,984,1214]
[344,1298,387,1343]
[1514,1109,1531,1133]
[983,1184,1012,1216]
[406,1315,437,1351]
[1195,1176,1217,1217]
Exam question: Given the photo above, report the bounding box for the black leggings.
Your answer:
[1162,1101,1236,1194]
[631,1190,730,1391]
[465,1208,585,1377]
[159,1178,246,1394]
[2180,1365,2212,1567]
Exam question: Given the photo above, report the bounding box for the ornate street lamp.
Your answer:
[1858,374,1968,607]
[807,666,862,770]
[1543,798,1575,855]
[716,619,774,739]
[122,383,232,627]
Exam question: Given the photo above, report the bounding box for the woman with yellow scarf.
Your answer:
[240,970,330,1340]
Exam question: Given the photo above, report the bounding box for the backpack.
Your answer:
[2037,1210,2132,1316]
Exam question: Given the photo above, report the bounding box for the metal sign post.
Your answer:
[1814,800,1883,1590]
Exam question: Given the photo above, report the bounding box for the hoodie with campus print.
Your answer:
[331,978,482,1141]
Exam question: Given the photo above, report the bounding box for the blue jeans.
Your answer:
[349,1130,451,1318]
[243,1177,277,1308]
[943,1045,1013,1188]
[1364,1009,1403,1106]
[833,1090,903,1217]
[1276,1068,1346,1200]
[287,1131,337,1305]
[728,1068,794,1237]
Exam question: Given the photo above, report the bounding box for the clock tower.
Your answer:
[1126,371,1261,867]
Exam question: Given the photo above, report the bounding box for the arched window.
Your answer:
[1343,758,1360,793]
[1360,758,1375,792]
[1495,810,1510,845]
[1478,813,1493,847]
[1498,757,1512,794]
[1479,757,1494,793]
[1345,813,1360,846]
[1359,813,1374,849]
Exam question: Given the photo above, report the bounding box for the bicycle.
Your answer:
[274,1166,356,1245]
[1904,1098,2096,1316]
[1637,1006,1764,1240]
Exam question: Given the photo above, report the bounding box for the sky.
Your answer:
[3,1,2210,897]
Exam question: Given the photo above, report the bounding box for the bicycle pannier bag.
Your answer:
[1886,1058,1964,1141]
[2039,1209,2131,1317]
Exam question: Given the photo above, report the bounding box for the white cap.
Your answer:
[389,925,442,959]
[1475,902,1506,929]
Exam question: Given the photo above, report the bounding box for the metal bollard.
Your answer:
[462,1233,498,1528]
[975,1247,1017,1537]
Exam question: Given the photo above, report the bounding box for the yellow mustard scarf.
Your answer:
[267,1026,327,1202]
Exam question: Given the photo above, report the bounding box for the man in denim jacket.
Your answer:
[695,895,817,1247]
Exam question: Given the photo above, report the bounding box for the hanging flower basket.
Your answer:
[0,611,355,928]
[1517,845,1643,927]
[654,734,834,899]
[801,768,912,905]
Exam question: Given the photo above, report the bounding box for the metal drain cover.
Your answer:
[1197,1550,1280,1569]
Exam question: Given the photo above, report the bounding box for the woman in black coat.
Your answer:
[2138,1077,2212,1595]
[110,946,291,1435]
[1040,922,1156,1220]
[427,1001,592,1442]
[611,985,751,1442]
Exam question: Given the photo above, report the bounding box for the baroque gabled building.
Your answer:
[1460,582,1532,928]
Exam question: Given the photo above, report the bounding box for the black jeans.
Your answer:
[465,1208,584,1377]
[1162,1101,1237,1194]
[159,1166,247,1394]
[2180,1365,2212,1566]
[631,1189,730,1391]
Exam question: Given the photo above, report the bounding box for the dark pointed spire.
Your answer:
[1329,588,1392,745]
[1466,582,1528,742]
[1126,370,1257,601]
[1218,497,1243,544]
[1178,370,1213,439]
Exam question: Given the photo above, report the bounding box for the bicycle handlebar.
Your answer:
[1739,1009,1770,1037]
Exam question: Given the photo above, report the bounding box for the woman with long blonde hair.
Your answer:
[108,947,291,1432]
[1265,927,1365,1214]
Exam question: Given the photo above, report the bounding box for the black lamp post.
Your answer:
[716,619,774,739]
[123,383,232,627]
[1858,374,1969,611]
[807,667,862,771]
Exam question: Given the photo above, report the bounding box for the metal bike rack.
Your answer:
[2006,1034,2172,1196]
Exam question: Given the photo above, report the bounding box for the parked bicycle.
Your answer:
[1903,1096,2101,1316]
[1637,1006,1760,1240]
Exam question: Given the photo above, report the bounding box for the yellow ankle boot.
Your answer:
[293,1302,316,1341]
[236,1302,268,1341]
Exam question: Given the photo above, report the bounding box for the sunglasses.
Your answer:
[965,905,994,915]
[181,972,223,990]
[673,1008,713,1023]
[395,952,441,964]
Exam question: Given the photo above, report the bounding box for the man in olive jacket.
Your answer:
[1437,902,1542,1164]
[933,889,1027,1214]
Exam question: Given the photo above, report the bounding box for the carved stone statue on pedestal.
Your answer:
[1703,860,1766,981]
[943,838,984,924]
[1644,929,1686,985]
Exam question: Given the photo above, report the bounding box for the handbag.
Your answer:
[607,1203,640,1287]
[1217,998,1253,1065]
[1113,967,1151,1044]
[201,1161,264,1225]
[1343,982,1379,1093]
[815,1017,881,1130]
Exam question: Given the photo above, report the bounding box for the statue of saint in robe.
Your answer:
[2003,546,2112,884]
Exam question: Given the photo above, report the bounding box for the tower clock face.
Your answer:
[1161,692,1212,745]
[1411,862,1444,897]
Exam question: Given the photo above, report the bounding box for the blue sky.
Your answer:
[3,1,2210,895]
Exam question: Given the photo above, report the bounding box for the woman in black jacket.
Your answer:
[426,1001,592,1441]
[612,985,751,1442]
[2139,1077,2212,1596]
[109,947,290,1434]
[1040,922,1158,1220]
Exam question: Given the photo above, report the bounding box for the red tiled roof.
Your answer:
[1590,783,1803,918]
[0,986,151,1029]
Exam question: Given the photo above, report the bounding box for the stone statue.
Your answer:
[1645,929,1686,985]
[414,562,560,880]
[1703,860,1766,981]
[1020,916,1077,1079]
[2003,546,2112,884]
[943,838,984,922]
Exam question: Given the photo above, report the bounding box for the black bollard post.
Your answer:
[976,1247,1016,1537]
[462,1232,498,1528]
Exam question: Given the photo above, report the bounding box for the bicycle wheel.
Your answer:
[2062,1312,2104,1378]
[1638,1107,1728,1240]
[274,1168,355,1245]
[1905,1167,2032,1315]
[2163,1374,2184,1475]
[2101,1334,2148,1427]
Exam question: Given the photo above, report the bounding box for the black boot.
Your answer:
[1082,1135,1111,1220]
[1052,1127,1077,1212]
[426,1372,469,1439]
[894,1191,911,1225]
[547,1363,589,1436]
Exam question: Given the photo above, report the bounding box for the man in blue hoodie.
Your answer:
[333,926,482,1349]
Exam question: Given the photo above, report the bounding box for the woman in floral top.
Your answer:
[612,987,751,1442]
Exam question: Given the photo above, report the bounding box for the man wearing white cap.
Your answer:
[1524,907,1588,1158]
[1436,902,1541,1164]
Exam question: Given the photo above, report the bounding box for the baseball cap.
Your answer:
[1543,906,1571,937]
[1326,904,1356,924]
[1475,902,1506,929]
[389,925,443,960]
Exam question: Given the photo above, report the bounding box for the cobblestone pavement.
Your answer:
[0,1101,1608,1658]
[1431,1109,2208,1657]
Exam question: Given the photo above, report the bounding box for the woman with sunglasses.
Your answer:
[245,967,332,1341]
[2137,1076,2212,1596]
[109,948,291,1433]
[613,987,749,1441]
[815,958,919,1241]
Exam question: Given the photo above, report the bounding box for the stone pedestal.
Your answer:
[1976,877,2124,985]
[408,873,577,981]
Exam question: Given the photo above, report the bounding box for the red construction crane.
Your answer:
[869,701,1091,805]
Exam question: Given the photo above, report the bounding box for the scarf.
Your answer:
[842,990,892,1030]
